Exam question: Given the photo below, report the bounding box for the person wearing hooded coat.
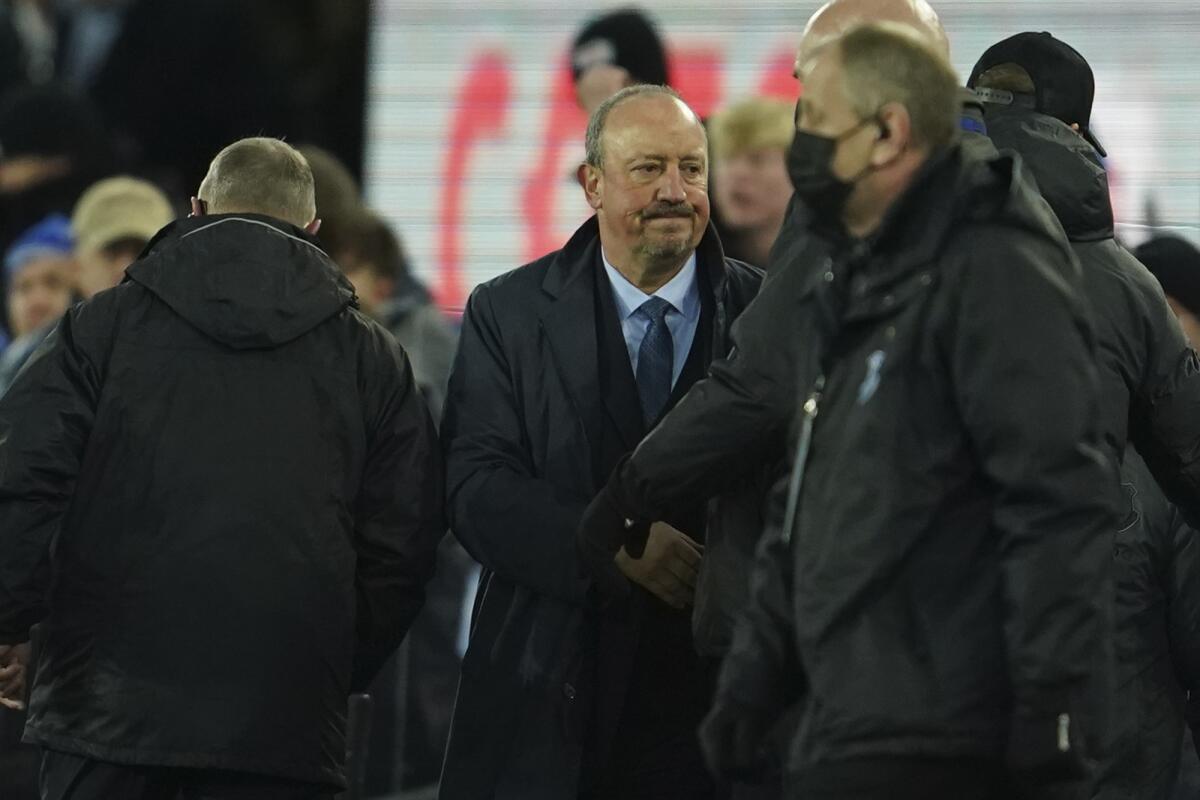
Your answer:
[0,137,444,799]
[970,38,1200,796]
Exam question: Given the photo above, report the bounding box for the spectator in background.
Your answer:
[0,136,444,800]
[571,7,669,115]
[325,210,457,423]
[0,84,115,254]
[299,144,363,231]
[70,176,175,299]
[707,97,795,268]
[1136,236,1200,348]
[304,144,468,795]
[0,0,57,90]
[0,213,74,395]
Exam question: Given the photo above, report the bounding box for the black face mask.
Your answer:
[787,116,880,223]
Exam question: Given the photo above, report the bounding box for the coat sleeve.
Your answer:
[1127,269,1200,530]
[1166,502,1200,696]
[0,308,106,644]
[609,257,806,521]
[442,284,591,604]
[351,327,446,690]
[947,226,1120,719]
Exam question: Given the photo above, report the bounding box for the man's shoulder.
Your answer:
[474,250,560,298]
[464,249,571,328]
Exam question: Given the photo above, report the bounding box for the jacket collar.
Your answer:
[139,212,332,259]
[537,216,728,482]
[541,215,730,304]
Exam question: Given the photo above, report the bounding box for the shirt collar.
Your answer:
[601,249,700,321]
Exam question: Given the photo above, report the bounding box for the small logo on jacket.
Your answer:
[857,350,886,405]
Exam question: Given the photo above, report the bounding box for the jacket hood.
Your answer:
[856,140,1070,287]
[126,214,357,350]
[983,105,1113,243]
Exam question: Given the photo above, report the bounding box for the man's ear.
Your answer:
[305,218,322,236]
[578,163,603,211]
[189,196,207,218]
[872,102,911,166]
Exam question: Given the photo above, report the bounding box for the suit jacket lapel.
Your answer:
[538,220,605,484]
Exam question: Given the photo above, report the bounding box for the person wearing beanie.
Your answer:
[570,7,669,114]
[71,176,176,300]
[0,213,75,396]
[1135,236,1200,348]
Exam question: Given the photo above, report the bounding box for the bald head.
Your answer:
[797,0,949,79]
[197,138,317,228]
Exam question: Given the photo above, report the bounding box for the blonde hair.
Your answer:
[708,97,795,160]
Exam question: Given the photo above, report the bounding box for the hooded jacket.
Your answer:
[984,106,1200,799]
[0,214,444,788]
[715,143,1119,775]
[985,106,1200,517]
[1098,451,1200,799]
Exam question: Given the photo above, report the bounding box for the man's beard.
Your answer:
[635,200,696,262]
[635,232,692,261]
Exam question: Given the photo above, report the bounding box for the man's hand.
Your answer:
[616,522,702,610]
[0,643,32,711]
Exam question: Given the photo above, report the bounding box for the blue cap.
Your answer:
[4,214,74,279]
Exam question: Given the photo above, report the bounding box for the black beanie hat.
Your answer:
[1135,236,1200,316]
[571,8,669,87]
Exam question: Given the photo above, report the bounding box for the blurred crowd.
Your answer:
[1,2,1200,800]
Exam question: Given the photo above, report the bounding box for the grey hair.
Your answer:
[584,84,695,168]
[197,137,317,227]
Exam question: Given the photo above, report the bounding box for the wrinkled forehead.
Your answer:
[604,96,708,158]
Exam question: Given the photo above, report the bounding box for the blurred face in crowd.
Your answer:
[75,239,145,300]
[340,259,394,318]
[713,146,792,234]
[7,255,74,337]
[1165,296,1200,349]
[575,64,633,116]
[581,93,710,288]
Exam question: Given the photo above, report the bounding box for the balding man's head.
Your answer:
[196,138,317,229]
[797,0,948,80]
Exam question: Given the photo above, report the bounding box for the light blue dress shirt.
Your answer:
[601,251,701,388]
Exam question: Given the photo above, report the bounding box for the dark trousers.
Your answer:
[40,751,336,800]
[791,757,1011,800]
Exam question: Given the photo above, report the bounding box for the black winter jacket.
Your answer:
[717,144,1121,773]
[983,104,1200,798]
[0,214,444,787]
[986,106,1200,514]
[1098,451,1200,799]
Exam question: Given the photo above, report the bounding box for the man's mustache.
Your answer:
[641,203,694,220]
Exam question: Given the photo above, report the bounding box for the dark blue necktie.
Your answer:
[635,296,674,427]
